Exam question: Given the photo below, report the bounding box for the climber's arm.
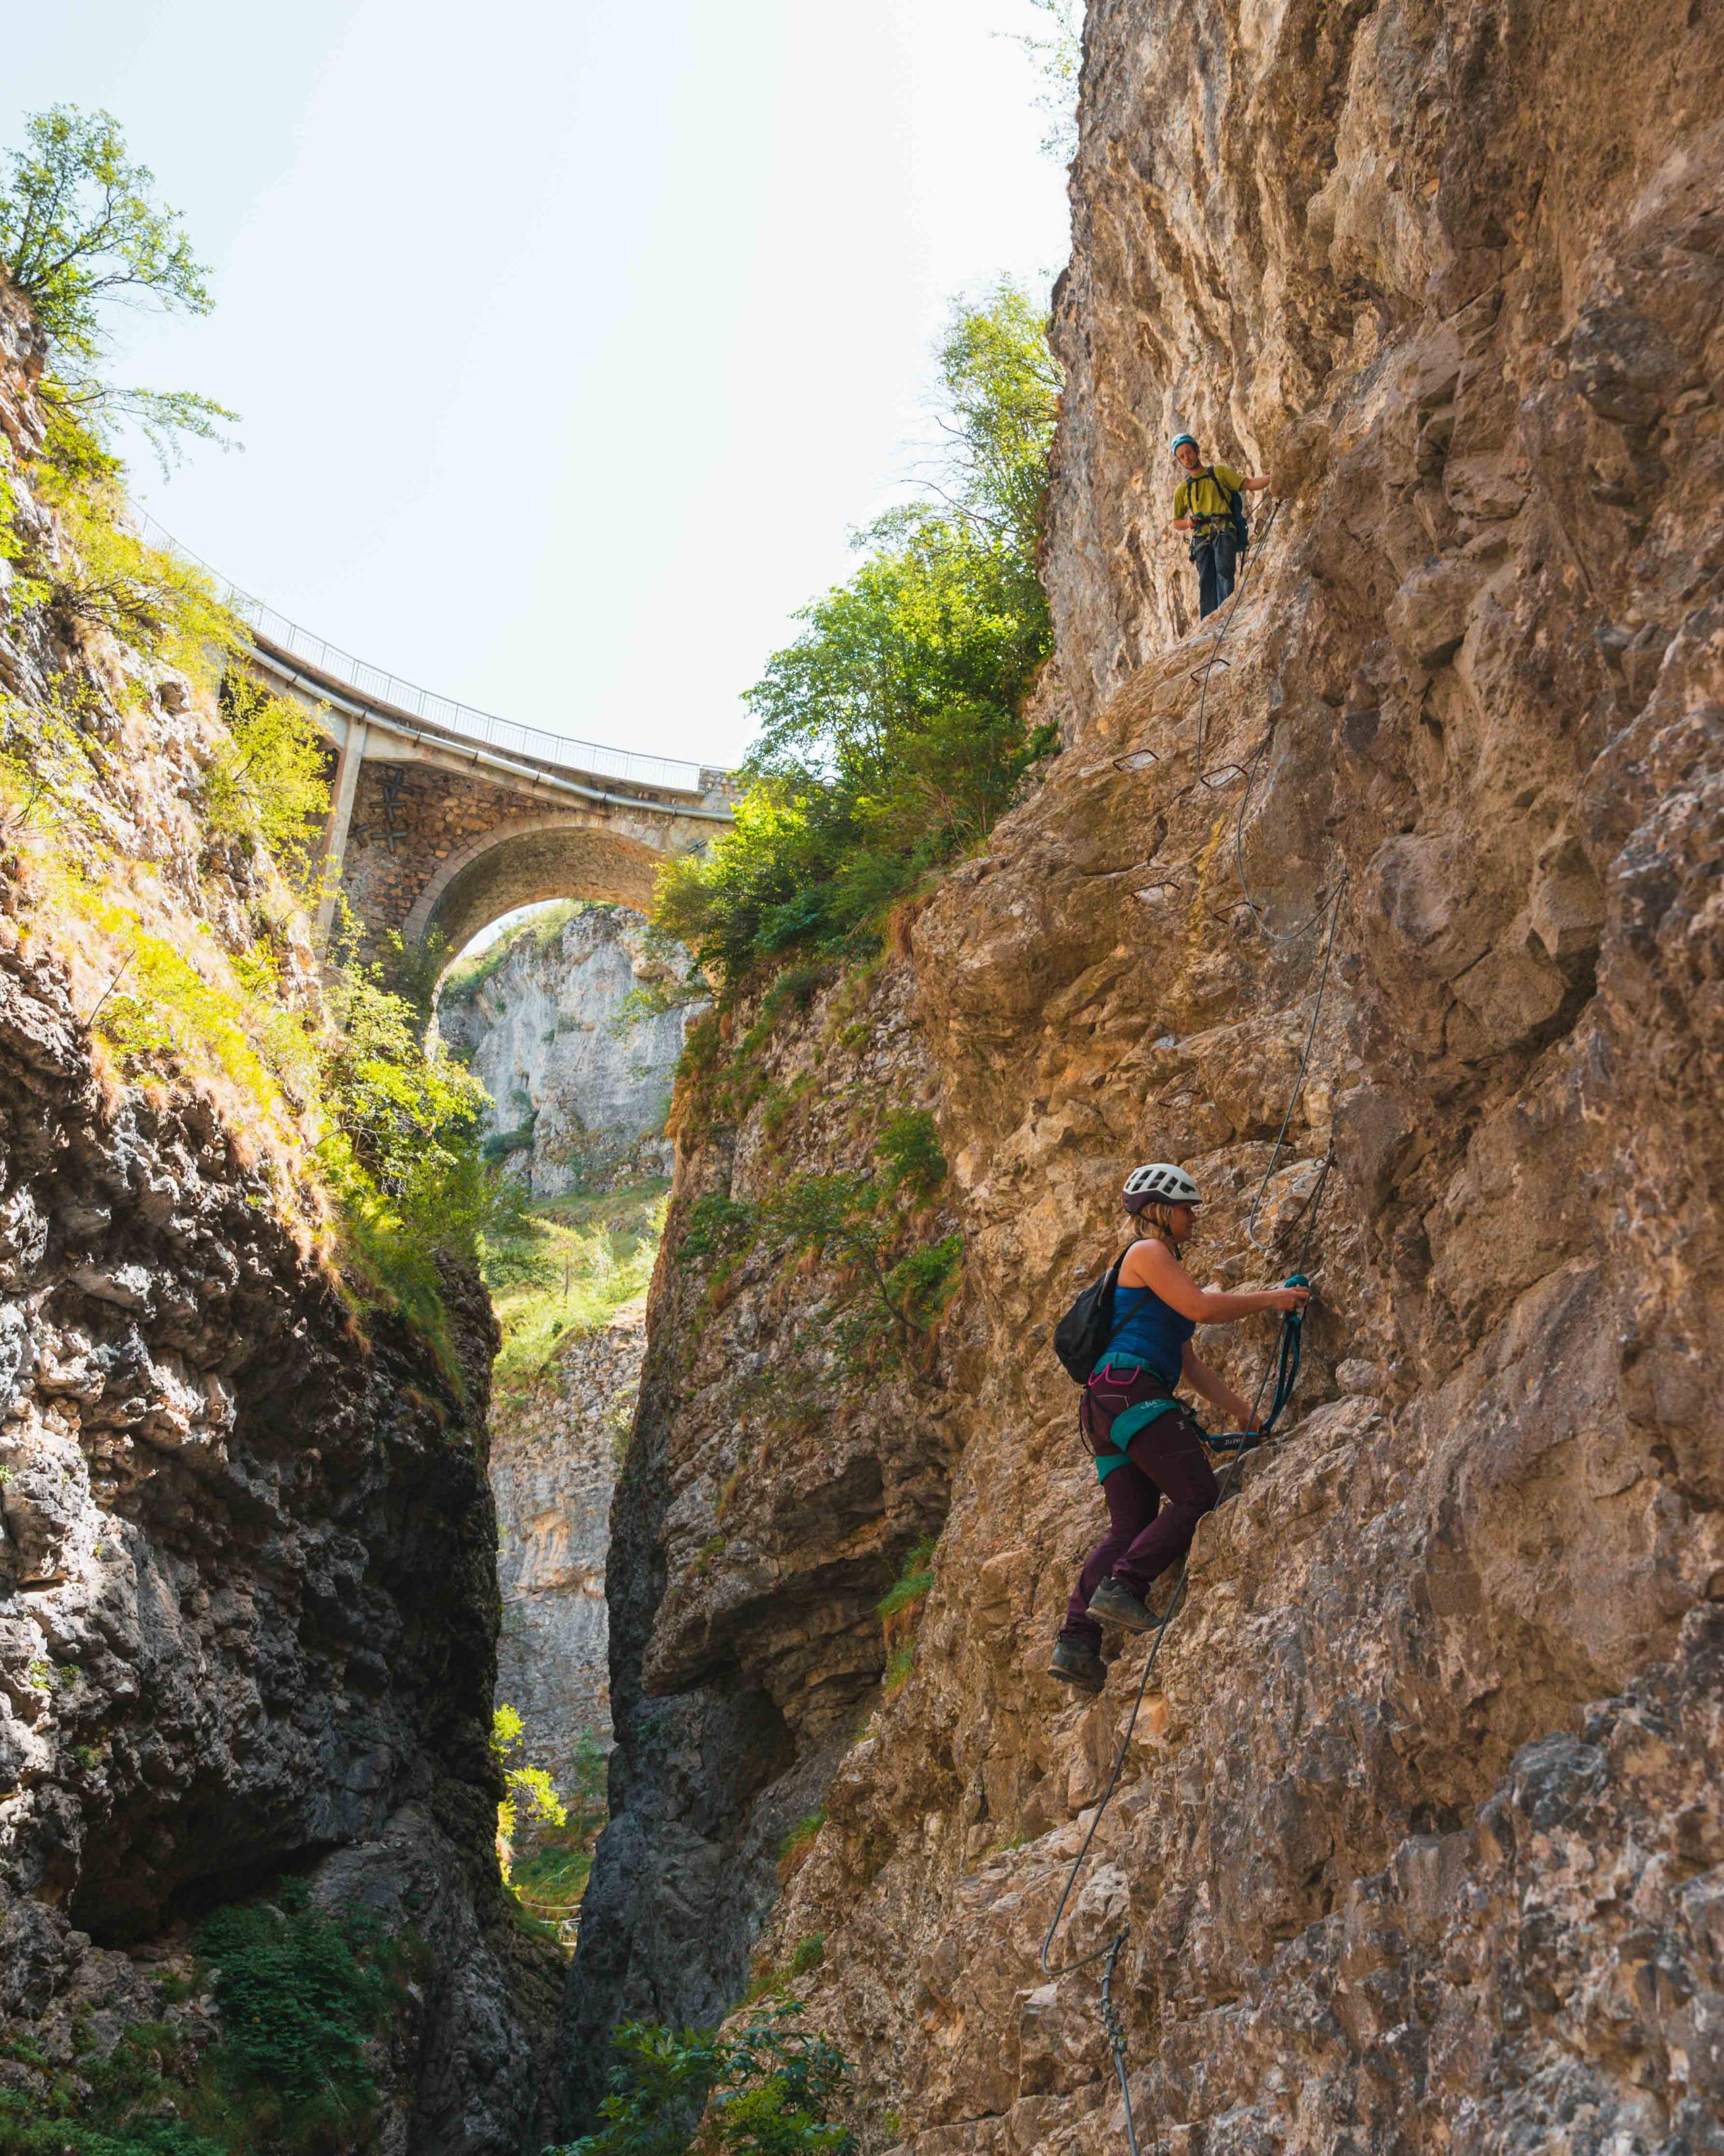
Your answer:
[1181,1343,1258,1433]
[1130,1237,1308,1320]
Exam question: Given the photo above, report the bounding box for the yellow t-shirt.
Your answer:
[1173,464,1244,522]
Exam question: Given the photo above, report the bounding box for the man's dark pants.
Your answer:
[1194,525,1239,618]
[1061,1363,1220,1652]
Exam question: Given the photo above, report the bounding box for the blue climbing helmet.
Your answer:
[1170,431,1199,458]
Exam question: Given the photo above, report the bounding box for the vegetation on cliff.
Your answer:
[0,1881,413,2156]
[0,106,517,1385]
[654,281,1059,991]
[558,2004,856,2156]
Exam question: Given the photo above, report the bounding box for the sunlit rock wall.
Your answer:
[565,0,1724,2147]
[438,905,694,1197]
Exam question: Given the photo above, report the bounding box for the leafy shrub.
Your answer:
[492,1703,568,1886]
[506,1728,611,1943]
[195,1881,403,2151]
[877,1538,937,1621]
[874,1110,947,1202]
[482,1123,537,1164]
[481,1179,668,1397]
[653,282,1059,993]
[679,1193,757,1264]
[200,677,330,886]
[555,2002,855,2156]
[0,2017,225,2156]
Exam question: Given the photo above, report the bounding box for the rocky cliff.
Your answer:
[569,0,1724,2147]
[438,906,693,1198]
[0,286,558,2151]
[495,1300,644,1765]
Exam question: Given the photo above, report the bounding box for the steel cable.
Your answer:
[1038,482,1354,2151]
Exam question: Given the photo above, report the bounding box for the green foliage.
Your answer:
[679,1193,756,1264]
[873,1109,947,1202]
[554,2002,855,2156]
[654,283,1059,990]
[482,1121,538,1164]
[882,1642,916,1697]
[877,1538,937,1621]
[777,1810,827,1868]
[200,676,330,886]
[0,106,236,468]
[195,1881,402,2151]
[675,1119,960,1379]
[438,900,597,1006]
[506,1728,610,1942]
[754,1170,960,1368]
[36,485,244,681]
[880,1233,964,1331]
[493,1703,569,1880]
[786,1936,824,1980]
[480,1179,668,1397]
[0,2018,225,2156]
[997,0,1084,162]
[309,911,527,1385]
[0,1885,412,2156]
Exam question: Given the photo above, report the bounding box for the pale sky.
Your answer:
[4,1,1072,771]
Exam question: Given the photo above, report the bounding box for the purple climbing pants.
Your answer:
[1061,1366,1219,1652]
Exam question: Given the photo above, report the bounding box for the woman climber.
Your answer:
[1048,1163,1311,1695]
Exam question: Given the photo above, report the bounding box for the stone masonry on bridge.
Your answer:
[237,635,734,956]
[340,760,719,953]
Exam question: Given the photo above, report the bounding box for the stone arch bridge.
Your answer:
[136,513,735,954]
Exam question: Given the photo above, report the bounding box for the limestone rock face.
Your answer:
[495,1300,645,1763]
[567,1,1724,2147]
[562,967,965,2124]
[0,285,558,2152]
[438,907,694,1196]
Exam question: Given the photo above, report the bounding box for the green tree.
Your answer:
[201,677,331,884]
[998,0,1085,162]
[0,106,235,467]
[655,282,1059,989]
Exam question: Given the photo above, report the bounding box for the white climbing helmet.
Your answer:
[1123,1162,1202,1205]
[1170,430,1199,458]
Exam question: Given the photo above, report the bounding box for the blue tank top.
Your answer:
[1102,1278,1195,1385]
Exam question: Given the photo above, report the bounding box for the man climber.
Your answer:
[1170,431,1272,619]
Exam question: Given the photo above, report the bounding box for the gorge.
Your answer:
[3,0,1723,2151]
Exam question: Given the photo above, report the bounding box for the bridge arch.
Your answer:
[122,510,735,952]
[405,815,686,954]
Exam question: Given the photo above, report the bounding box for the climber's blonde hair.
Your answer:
[1128,1200,1193,1253]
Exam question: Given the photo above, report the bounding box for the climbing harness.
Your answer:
[1037,1235,1328,2156]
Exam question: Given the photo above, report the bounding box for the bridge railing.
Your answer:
[129,507,721,797]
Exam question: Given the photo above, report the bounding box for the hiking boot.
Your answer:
[1087,1576,1169,1635]
[1049,1637,1107,1693]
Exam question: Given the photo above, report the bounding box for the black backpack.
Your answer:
[1053,1247,1131,1383]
